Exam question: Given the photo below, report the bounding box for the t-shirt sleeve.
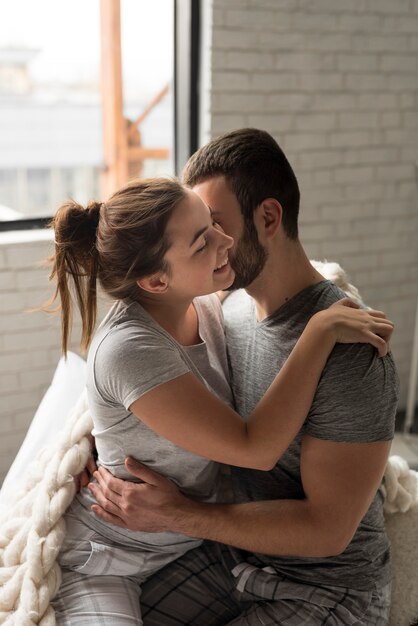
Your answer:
[199,293,225,326]
[305,343,399,443]
[93,325,191,410]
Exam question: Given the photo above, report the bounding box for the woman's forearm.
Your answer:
[131,304,388,469]
[130,317,335,470]
[241,314,336,468]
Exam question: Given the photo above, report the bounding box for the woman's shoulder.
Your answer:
[89,301,190,405]
[91,300,174,365]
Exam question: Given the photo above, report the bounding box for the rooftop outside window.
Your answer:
[0,0,175,226]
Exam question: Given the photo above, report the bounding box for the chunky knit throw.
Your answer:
[0,391,92,625]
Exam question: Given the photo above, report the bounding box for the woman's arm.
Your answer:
[129,300,393,470]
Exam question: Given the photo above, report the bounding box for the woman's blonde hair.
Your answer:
[45,178,186,356]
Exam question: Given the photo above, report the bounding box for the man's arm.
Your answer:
[89,436,391,557]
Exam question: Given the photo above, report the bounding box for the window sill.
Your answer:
[0,229,53,246]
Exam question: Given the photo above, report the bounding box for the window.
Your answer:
[0,0,194,230]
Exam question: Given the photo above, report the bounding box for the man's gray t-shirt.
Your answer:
[75,293,233,556]
[223,280,399,591]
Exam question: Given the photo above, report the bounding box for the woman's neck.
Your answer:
[138,295,200,346]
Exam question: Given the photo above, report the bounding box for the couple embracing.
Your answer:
[48,128,398,625]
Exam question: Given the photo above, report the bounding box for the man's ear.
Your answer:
[137,272,169,294]
[254,198,282,238]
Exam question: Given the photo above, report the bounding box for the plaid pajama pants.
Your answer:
[52,541,391,625]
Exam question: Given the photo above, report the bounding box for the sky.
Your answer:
[0,0,174,99]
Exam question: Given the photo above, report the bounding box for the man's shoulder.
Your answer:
[321,341,398,390]
[307,344,399,442]
[312,281,354,311]
[302,282,399,442]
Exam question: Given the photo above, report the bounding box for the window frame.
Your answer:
[174,0,201,175]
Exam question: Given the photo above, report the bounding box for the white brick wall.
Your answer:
[207,0,418,409]
[0,233,57,482]
[0,231,110,484]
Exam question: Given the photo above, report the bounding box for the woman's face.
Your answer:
[163,189,235,298]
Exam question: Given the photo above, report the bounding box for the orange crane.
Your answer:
[100,0,170,199]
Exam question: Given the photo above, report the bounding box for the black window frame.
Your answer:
[0,0,200,233]
[174,0,201,174]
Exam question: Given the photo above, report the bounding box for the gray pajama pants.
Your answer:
[51,498,202,626]
[52,540,391,625]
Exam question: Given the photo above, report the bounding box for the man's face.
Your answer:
[192,176,267,290]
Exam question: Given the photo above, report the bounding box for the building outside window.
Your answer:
[0,0,175,223]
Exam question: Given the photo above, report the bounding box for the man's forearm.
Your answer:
[90,444,386,558]
[170,497,345,558]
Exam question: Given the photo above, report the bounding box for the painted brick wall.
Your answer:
[0,231,110,484]
[207,0,418,408]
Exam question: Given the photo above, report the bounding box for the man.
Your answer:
[90,129,399,624]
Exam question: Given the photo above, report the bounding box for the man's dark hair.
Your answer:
[183,128,300,239]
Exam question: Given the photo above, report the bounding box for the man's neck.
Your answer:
[245,240,325,321]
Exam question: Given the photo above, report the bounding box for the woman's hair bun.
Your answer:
[86,200,102,236]
[53,199,102,246]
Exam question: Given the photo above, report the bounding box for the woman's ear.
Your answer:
[254,198,282,238]
[137,272,169,294]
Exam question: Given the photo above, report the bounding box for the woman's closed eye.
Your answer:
[195,221,220,253]
[196,236,208,253]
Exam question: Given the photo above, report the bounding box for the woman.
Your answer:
[48,178,392,625]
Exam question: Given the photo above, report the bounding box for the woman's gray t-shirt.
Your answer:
[75,293,233,554]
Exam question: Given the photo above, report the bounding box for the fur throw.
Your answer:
[383,456,418,626]
[310,259,363,304]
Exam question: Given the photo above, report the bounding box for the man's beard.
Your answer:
[227,223,268,290]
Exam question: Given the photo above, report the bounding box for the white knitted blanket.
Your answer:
[0,391,92,625]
